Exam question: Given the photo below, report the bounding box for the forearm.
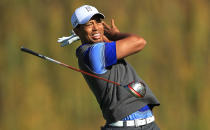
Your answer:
[115,33,147,59]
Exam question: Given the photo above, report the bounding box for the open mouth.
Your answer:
[92,33,101,40]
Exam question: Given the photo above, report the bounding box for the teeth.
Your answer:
[93,33,100,36]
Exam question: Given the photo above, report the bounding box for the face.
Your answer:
[74,15,104,44]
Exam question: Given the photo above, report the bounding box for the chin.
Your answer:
[92,39,103,43]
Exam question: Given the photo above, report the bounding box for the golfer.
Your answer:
[71,5,160,130]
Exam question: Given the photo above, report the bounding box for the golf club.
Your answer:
[20,46,121,86]
[20,46,146,98]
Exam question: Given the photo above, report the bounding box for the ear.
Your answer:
[73,28,80,36]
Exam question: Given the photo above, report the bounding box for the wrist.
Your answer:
[109,32,119,40]
[112,32,131,41]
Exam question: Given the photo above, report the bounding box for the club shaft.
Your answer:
[21,47,121,86]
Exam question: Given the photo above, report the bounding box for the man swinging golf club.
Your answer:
[60,5,160,130]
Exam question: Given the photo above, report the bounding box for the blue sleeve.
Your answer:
[104,41,117,67]
[84,42,117,74]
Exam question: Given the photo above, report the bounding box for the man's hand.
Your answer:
[103,19,120,41]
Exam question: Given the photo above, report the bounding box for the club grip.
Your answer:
[20,46,42,58]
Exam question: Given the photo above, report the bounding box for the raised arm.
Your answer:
[103,19,147,59]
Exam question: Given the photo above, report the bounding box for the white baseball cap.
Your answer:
[71,5,105,28]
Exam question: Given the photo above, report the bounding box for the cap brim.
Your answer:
[80,13,105,24]
[92,13,105,19]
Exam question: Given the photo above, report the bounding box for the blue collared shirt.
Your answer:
[122,105,153,120]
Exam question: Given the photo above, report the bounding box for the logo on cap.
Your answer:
[85,6,92,12]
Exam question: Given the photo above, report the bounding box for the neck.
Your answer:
[81,40,94,45]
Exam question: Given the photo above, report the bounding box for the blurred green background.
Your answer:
[0,0,209,130]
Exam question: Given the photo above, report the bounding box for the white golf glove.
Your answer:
[57,30,80,47]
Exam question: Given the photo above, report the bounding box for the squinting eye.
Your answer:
[85,22,93,26]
